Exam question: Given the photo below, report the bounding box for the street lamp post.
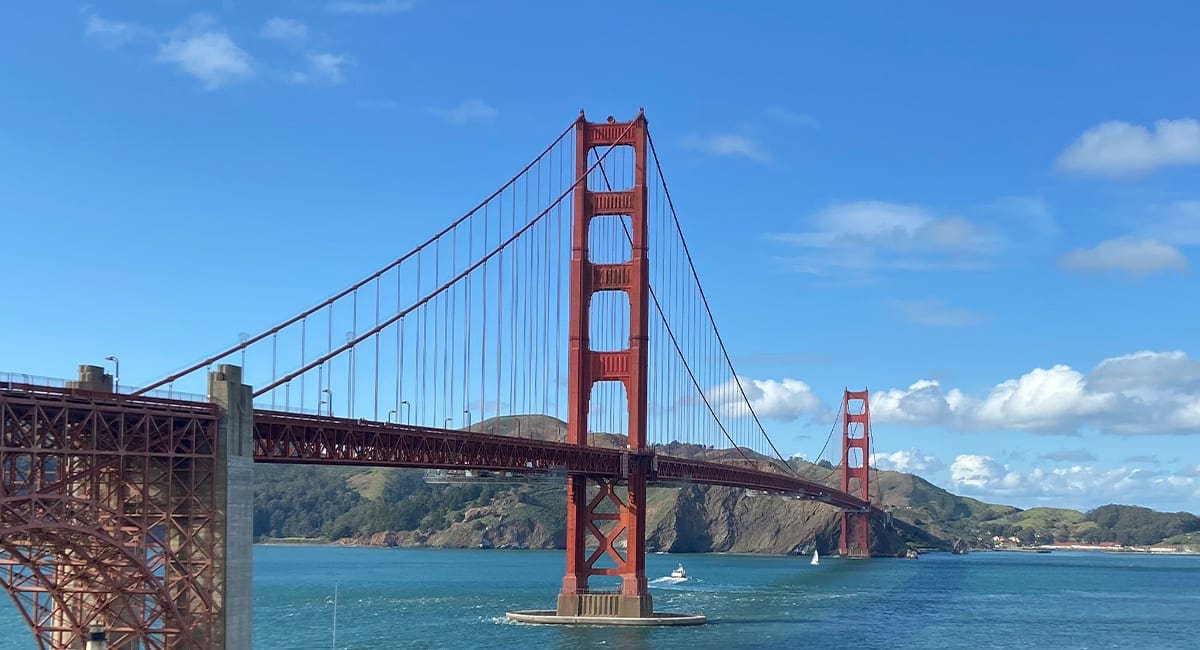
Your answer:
[345,331,355,419]
[444,417,453,429]
[463,410,472,429]
[104,356,120,394]
[238,332,249,368]
[387,409,398,424]
[321,388,333,417]
[400,400,410,425]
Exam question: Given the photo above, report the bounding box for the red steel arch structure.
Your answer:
[0,381,222,649]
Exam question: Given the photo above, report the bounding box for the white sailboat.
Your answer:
[810,550,820,566]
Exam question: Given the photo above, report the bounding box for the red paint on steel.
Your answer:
[839,389,872,557]
[0,383,219,649]
[562,111,651,598]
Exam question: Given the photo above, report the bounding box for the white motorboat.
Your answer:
[670,563,687,579]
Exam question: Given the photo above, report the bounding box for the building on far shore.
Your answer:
[1043,541,1197,554]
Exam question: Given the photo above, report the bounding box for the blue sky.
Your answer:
[2,2,1199,512]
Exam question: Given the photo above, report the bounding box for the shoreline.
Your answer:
[252,539,1200,557]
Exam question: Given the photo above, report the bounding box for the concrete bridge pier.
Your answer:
[208,365,255,649]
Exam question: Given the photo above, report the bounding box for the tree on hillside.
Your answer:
[1085,505,1200,546]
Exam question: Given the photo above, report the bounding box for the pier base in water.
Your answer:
[505,610,706,626]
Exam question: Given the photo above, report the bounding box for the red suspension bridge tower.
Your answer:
[556,111,655,619]
[839,389,872,557]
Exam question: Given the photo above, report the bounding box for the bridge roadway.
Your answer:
[254,409,871,510]
[2,382,869,512]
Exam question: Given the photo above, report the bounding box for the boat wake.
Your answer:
[650,576,688,585]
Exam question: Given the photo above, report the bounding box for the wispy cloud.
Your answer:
[84,13,152,49]
[1039,448,1098,463]
[771,201,997,277]
[1059,237,1188,277]
[85,12,358,91]
[764,106,820,129]
[1057,118,1200,179]
[356,99,401,111]
[288,52,350,85]
[261,17,308,43]
[426,99,498,124]
[1143,200,1200,246]
[156,15,255,91]
[680,134,772,163]
[889,298,983,327]
[949,454,1200,511]
[327,0,414,15]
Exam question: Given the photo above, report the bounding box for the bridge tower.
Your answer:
[839,389,872,557]
[556,111,654,619]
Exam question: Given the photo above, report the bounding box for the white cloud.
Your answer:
[289,52,350,85]
[1144,200,1200,246]
[764,106,820,129]
[976,365,1112,431]
[875,448,943,473]
[778,202,991,253]
[156,16,255,90]
[1040,448,1098,462]
[1089,350,1200,394]
[426,100,498,124]
[261,17,308,42]
[873,380,960,425]
[1057,118,1200,179]
[707,376,824,421]
[772,201,997,277]
[949,454,1200,511]
[680,134,772,163]
[84,14,151,49]
[327,0,414,15]
[1059,237,1188,277]
[890,298,983,327]
[873,350,1200,436]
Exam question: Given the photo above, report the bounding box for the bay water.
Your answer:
[0,546,1195,648]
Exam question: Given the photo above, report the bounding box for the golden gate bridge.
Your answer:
[0,110,876,648]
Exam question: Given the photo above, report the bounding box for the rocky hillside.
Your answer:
[318,477,923,556]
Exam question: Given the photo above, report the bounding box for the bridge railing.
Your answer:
[0,371,210,403]
[0,372,67,390]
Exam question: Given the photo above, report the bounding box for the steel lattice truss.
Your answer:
[0,384,219,650]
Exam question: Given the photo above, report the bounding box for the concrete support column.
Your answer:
[208,365,254,649]
[66,365,113,392]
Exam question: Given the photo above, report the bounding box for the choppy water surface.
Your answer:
[0,547,1195,648]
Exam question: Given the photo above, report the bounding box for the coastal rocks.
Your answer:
[337,530,426,547]
[951,538,970,555]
